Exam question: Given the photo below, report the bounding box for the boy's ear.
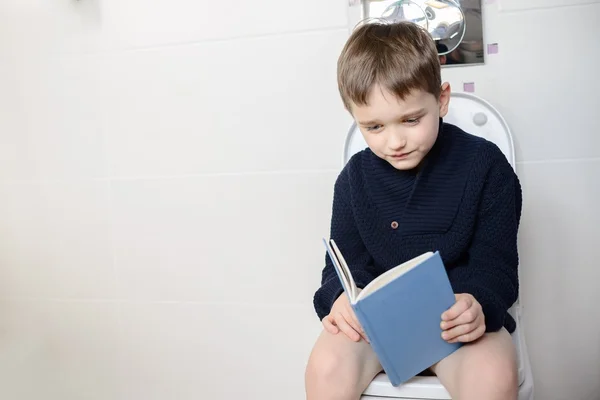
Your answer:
[438,82,451,117]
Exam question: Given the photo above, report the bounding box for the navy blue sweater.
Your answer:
[313,120,523,333]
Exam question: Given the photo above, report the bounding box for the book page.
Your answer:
[330,240,359,301]
[323,239,359,302]
[356,252,434,301]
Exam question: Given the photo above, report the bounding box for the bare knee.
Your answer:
[459,335,518,399]
[305,345,360,400]
[463,356,518,399]
[305,329,383,400]
[435,330,518,400]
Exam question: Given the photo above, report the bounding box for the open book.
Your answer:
[323,238,462,386]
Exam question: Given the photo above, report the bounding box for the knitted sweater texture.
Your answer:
[313,120,523,333]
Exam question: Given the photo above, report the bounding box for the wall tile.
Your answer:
[102,29,351,177]
[0,57,107,182]
[0,0,104,58]
[115,302,321,400]
[499,0,600,12]
[0,300,120,400]
[495,3,600,162]
[111,172,335,303]
[101,0,348,49]
[517,159,600,400]
[0,182,115,299]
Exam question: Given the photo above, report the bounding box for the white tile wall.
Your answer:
[100,30,350,177]
[441,2,600,163]
[0,299,120,400]
[498,0,600,11]
[0,56,107,181]
[110,172,334,303]
[0,182,114,299]
[0,0,598,399]
[0,0,347,56]
[115,302,321,400]
[0,1,343,398]
[517,159,600,400]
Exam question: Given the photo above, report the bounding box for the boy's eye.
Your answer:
[406,118,420,124]
[366,124,383,131]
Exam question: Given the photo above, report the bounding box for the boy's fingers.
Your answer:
[442,314,484,341]
[442,296,472,321]
[440,305,478,330]
[442,321,475,341]
[345,307,368,342]
[354,321,369,343]
[344,313,361,334]
[355,322,369,342]
[346,312,369,343]
[335,313,360,342]
[322,315,339,334]
[450,323,486,343]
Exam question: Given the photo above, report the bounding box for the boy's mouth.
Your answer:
[390,151,412,159]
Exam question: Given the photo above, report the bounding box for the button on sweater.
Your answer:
[313,120,523,333]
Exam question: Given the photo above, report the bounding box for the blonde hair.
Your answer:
[337,20,441,111]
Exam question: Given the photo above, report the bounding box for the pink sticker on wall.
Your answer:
[487,43,499,54]
[463,82,475,93]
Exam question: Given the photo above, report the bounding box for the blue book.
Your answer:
[323,238,462,387]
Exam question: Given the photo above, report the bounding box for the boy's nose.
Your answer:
[387,131,407,150]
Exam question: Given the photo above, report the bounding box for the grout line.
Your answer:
[0,169,342,185]
[2,297,311,308]
[0,297,121,304]
[516,156,600,165]
[104,168,341,181]
[124,26,348,53]
[3,157,600,185]
[29,26,349,59]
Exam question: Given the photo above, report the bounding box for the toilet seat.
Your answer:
[341,92,534,400]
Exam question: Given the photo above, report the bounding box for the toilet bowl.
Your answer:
[341,92,534,400]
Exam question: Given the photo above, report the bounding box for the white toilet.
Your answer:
[340,92,535,400]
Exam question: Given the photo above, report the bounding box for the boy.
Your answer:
[305,21,522,400]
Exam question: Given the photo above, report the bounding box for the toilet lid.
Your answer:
[342,92,515,170]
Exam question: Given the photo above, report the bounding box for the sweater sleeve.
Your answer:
[313,170,378,321]
[448,145,523,332]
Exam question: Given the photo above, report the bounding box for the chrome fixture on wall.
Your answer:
[352,0,485,66]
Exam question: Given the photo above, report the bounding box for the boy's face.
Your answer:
[351,83,451,170]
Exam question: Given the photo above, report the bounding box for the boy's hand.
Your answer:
[322,292,369,343]
[440,293,485,343]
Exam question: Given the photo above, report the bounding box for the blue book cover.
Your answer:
[323,238,462,387]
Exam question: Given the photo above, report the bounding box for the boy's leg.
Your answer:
[430,327,518,400]
[305,329,382,400]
